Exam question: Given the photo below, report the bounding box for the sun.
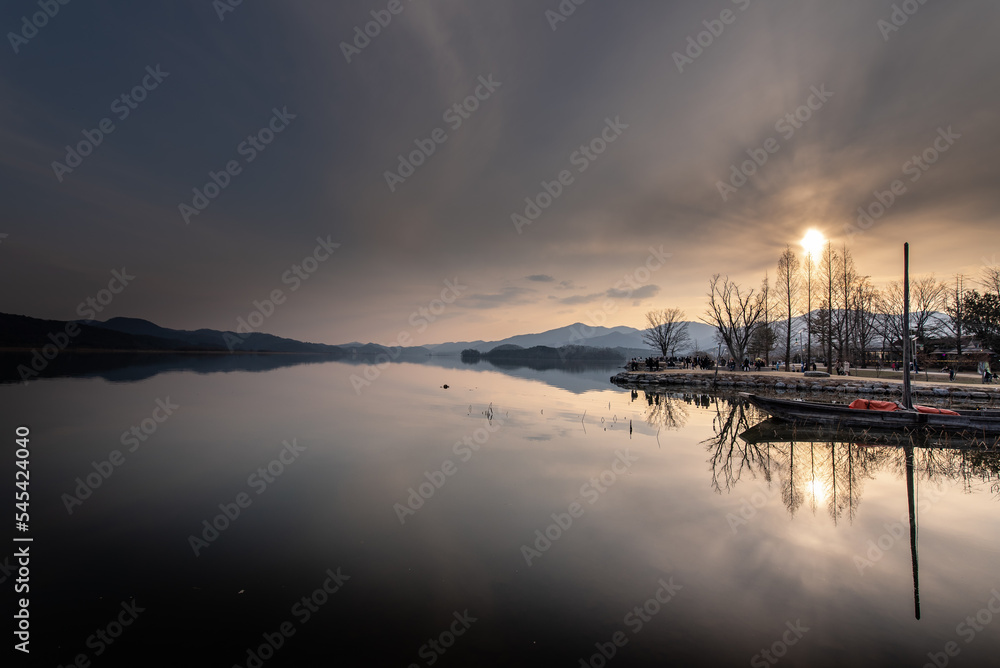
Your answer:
[800,229,825,259]
[808,478,828,505]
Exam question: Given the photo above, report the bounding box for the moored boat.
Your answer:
[740,392,1000,434]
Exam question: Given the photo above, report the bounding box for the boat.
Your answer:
[740,393,1000,435]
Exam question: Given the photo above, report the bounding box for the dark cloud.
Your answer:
[555,293,605,306]
[606,285,661,301]
[1,0,997,344]
[458,286,536,310]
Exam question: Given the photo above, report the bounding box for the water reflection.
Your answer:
[650,391,1000,519]
[630,387,694,433]
[635,388,1000,622]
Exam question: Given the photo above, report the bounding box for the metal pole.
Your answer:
[905,444,920,620]
[902,243,913,410]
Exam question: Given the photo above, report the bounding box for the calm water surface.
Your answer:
[4,359,1000,667]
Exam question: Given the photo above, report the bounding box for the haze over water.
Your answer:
[6,359,999,666]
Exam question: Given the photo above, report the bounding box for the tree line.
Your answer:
[645,245,1000,372]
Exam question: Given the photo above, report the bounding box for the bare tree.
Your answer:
[912,275,947,339]
[819,242,838,371]
[836,245,859,364]
[981,264,1000,296]
[642,308,690,357]
[702,275,765,362]
[880,275,947,357]
[775,245,800,369]
[759,273,774,363]
[944,275,968,357]
[849,277,881,367]
[803,250,816,367]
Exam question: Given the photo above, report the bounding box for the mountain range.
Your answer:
[0,312,728,358]
[425,321,720,355]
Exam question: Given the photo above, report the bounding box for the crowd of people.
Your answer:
[624,354,996,383]
[626,355,718,371]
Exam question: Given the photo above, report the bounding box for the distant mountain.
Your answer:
[427,321,720,355]
[0,313,221,353]
[91,316,344,354]
[482,344,624,363]
[0,313,432,358]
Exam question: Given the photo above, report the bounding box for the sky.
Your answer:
[1,0,998,347]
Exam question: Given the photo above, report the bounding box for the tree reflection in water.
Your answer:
[623,388,1000,621]
[695,394,1000,523]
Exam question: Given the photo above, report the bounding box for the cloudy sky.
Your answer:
[1,0,998,346]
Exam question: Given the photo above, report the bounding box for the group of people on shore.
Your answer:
[625,354,996,383]
[626,355,717,371]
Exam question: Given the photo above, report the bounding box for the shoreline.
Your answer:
[610,368,1000,405]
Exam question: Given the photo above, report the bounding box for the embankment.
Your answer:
[610,371,1000,407]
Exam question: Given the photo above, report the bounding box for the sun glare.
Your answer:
[800,229,825,259]
[808,478,828,505]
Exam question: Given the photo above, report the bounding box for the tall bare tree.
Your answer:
[775,245,801,369]
[702,275,765,362]
[849,277,881,367]
[759,273,774,363]
[818,242,838,371]
[803,250,815,367]
[836,244,859,364]
[944,275,968,357]
[981,264,1000,296]
[912,275,947,340]
[879,275,946,357]
[642,308,690,357]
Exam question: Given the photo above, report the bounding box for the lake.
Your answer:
[5,356,1000,667]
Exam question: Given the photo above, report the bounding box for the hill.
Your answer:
[427,321,720,355]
